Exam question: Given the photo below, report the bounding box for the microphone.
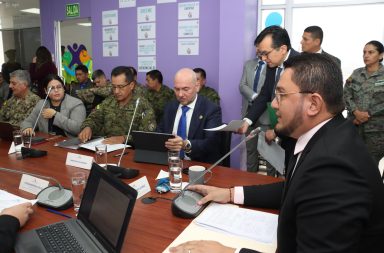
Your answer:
[0,167,73,210]
[21,86,53,158]
[171,127,261,219]
[107,98,140,179]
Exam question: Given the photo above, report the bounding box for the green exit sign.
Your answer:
[66,3,80,18]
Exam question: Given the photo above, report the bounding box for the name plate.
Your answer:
[8,142,16,154]
[129,176,151,199]
[19,174,50,195]
[66,152,94,170]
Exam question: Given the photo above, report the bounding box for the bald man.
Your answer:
[157,68,222,163]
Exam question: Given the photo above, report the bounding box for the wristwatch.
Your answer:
[183,140,192,153]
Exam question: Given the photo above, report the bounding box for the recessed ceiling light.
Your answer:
[20,8,40,14]
[77,22,92,27]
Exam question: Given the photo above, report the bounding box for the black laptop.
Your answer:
[132,131,174,165]
[15,163,138,253]
[0,121,17,141]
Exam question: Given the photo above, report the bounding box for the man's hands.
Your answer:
[1,202,34,227]
[165,135,184,151]
[22,128,34,136]
[103,136,125,145]
[187,185,232,205]
[237,121,249,134]
[353,110,370,125]
[265,129,276,144]
[169,240,235,253]
[78,127,92,143]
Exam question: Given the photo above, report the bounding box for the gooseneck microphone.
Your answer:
[171,127,261,219]
[21,86,53,159]
[107,98,140,179]
[0,167,73,210]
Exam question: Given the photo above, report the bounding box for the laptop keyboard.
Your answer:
[37,223,85,253]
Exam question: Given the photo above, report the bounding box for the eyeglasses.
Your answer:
[112,83,130,90]
[257,49,274,58]
[274,90,314,103]
[48,86,63,91]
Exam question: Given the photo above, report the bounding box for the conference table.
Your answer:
[0,135,282,252]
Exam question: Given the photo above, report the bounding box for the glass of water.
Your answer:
[13,130,23,159]
[95,144,107,169]
[71,172,86,213]
[169,157,183,192]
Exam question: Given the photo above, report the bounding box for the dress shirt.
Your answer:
[172,94,198,136]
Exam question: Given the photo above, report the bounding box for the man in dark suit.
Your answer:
[157,68,222,164]
[301,25,341,67]
[170,54,384,253]
[238,26,299,175]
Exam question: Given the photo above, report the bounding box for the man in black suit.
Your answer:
[157,68,222,163]
[301,25,341,67]
[170,54,384,253]
[238,26,299,175]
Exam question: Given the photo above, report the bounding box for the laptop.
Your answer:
[15,163,138,253]
[132,131,174,165]
[0,121,17,141]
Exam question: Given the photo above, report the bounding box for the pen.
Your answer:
[113,151,129,157]
[46,208,72,219]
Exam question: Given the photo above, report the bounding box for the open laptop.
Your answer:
[132,131,174,165]
[0,121,17,141]
[15,163,138,253]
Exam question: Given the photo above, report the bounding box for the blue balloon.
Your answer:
[265,12,283,27]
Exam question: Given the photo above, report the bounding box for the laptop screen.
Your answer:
[78,164,137,253]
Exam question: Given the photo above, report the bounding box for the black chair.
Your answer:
[219,131,232,167]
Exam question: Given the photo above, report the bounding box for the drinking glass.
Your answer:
[13,130,23,159]
[169,157,183,192]
[95,144,108,169]
[71,172,86,213]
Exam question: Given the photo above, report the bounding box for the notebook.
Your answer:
[15,163,138,253]
[132,131,174,165]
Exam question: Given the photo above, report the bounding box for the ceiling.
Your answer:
[0,0,40,30]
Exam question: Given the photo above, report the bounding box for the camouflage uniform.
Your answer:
[0,91,40,127]
[199,85,220,105]
[81,93,156,141]
[76,83,113,104]
[144,84,175,124]
[344,64,384,163]
[134,82,146,97]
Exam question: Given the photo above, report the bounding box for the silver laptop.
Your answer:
[15,163,138,253]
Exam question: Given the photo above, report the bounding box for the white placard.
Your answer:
[102,10,118,26]
[178,2,199,20]
[129,176,151,199]
[138,56,156,72]
[103,42,119,57]
[119,0,136,8]
[157,0,176,3]
[137,6,156,23]
[178,20,199,38]
[138,23,156,39]
[138,40,156,56]
[102,26,118,41]
[8,142,15,154]
[178,38,199,55]
[65,152,94,170]
[19,174,50,195]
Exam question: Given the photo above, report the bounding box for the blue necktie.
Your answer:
[253,61,265,92]
[272,67,283,99]
[177,105,190,158]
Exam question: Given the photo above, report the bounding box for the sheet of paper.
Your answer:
[79,138,130,152]
[0,190,38,212]
[257,131,285,174]
[204,120,244,132]
[156,170,169,180]
[195,203,278,244]
[163,203,277,253]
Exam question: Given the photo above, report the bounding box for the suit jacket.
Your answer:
[245,49,300,122]
[20,94,86,137]
[321,50,341,68]
[240,114,384,253]
[239,59,267,118]
[0,215,20,253]
[157,95,222,163]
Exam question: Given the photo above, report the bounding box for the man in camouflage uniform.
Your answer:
[78,66,156,144]
[193,68,220,105]
[344,61,384,164]
[145,69,174,124]
[0,70,40,127]
[70,65,95,116]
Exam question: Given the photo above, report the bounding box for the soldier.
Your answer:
[128,66,146,97]
[144,69,174,124]
[193,68,220,105]
[344,40,384,164]
[70,64,94,115]
[78,66,156,145]
[0,70,40,127]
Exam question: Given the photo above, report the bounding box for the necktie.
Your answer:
[253,61,265,92]
[177,105,190,158]
[275,67,283,86]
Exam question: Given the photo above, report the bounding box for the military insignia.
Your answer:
[374,80,384,86]
[199,115,203,120]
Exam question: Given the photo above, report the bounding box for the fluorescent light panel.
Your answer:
[77,22,92,27]
[20,8,40,14]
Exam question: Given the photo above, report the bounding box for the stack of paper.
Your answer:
[0,190,38,212]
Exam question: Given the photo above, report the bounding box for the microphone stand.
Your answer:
[172,127,261,218]
[107,98,141,179]
[0,167,73,210]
